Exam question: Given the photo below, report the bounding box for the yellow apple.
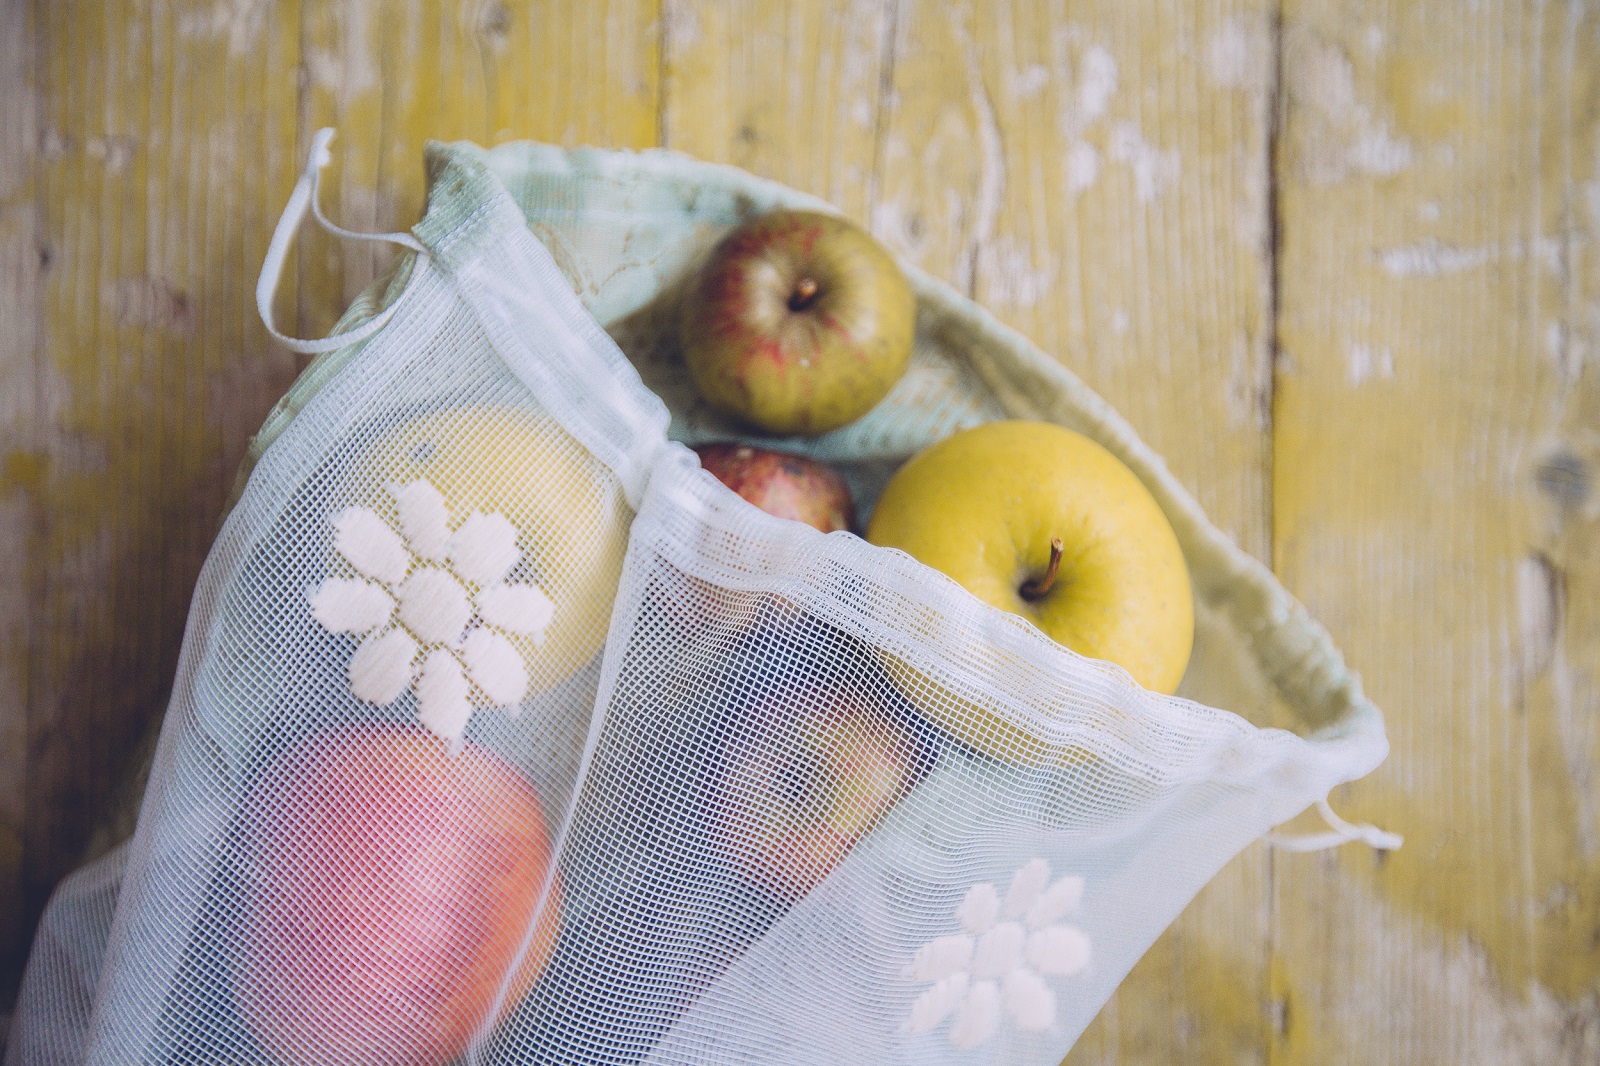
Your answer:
[865,420,1193,761]
[345,403,629,699]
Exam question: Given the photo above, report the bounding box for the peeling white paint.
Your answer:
[1347,343,1395,385]
[1347,126,1413,176]
[1377,237,1568,278]
[85,136,137,175]
[664,0,702,50]
[177,0,269,55]
[1109,122,1180,202]
[1377,239,1495,277]
[1065,140,1099,194]
[1322,874,1600,1063]
[1286,26,1414,184]
[1206,19,1264,90]
[1077,47,1117,124]
[1010,64,1051,100]
[1543,321,1565,363]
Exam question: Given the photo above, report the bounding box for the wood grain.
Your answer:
[3,0,1598,1061]
[1271,0,1600,1060]
[0,0,44,1007]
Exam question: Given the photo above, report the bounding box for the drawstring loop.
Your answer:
[256,128,429,355]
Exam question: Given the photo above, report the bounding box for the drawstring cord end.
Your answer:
[1266,797,1403,854]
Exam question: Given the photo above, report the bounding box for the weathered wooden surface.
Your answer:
[1,0,1596,1060]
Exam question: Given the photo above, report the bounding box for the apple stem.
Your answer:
[788,276,820,311]
[1020,537,1065,601]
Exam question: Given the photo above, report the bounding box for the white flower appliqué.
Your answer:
[308,479,555,745]
[905,859,1091,1050]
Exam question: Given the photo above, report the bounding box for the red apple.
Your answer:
[717,678,929,901]
[680,209,916,436]
[695,442,857,534]
[235,724,561,1066]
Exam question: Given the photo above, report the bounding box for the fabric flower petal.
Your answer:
[948,980,1002,1050]
[908,934,974,982]
[970,921,1025,980]
[397,567,473,645]
[1001,967,1056,1032]
[391,479,451,562]
[1025,874,1086,929]
[1002,858,1051,919]
[448,512,521,587]
[906,972,969,1034]
[333,507,410,585]
[415,649,472,743]
[957,882,1001,935]
[1026,924,1092,977]
[463,628,529,708]
[348,628,417,705]
[476,584,554,640]
[309,578,393,634]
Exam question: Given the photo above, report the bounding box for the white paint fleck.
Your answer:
[1286,27,1413,184]
[1077,46,1117,123]
[1065,140,1099,193]
[1544,321,1566,363]
[1377,236,1566,278]
[85,136,137,175]
[1377,239,1495,277]
[1110,122,1180,202]
[177,0,269,55]
[665,0,702,49]
[1206,19,1258,89]
[870,198,926,264]
[1010,64,1051,100]
[1054,38,1118,140]
[1347,343,1395,385]
[1111,309,1131,335]
[1364,25,1385,53]
[1348,126,1413,176]
[1419,200,1442,222]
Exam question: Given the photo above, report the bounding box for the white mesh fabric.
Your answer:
[6,138,1388,1066]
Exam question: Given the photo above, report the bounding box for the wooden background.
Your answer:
[2,0,1597,1060]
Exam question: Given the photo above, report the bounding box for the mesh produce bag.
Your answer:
[7,131,1393,1066]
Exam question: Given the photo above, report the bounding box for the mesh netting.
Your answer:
[5,136,1387,1066]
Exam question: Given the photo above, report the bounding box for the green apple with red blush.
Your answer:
[679,210,916,436]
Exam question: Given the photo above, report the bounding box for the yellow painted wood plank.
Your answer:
[661,0,896,224]
[0,0,306,1005]
[0,0,44,1007]
[1271,0,1600,1061]
[297,0,663,338]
